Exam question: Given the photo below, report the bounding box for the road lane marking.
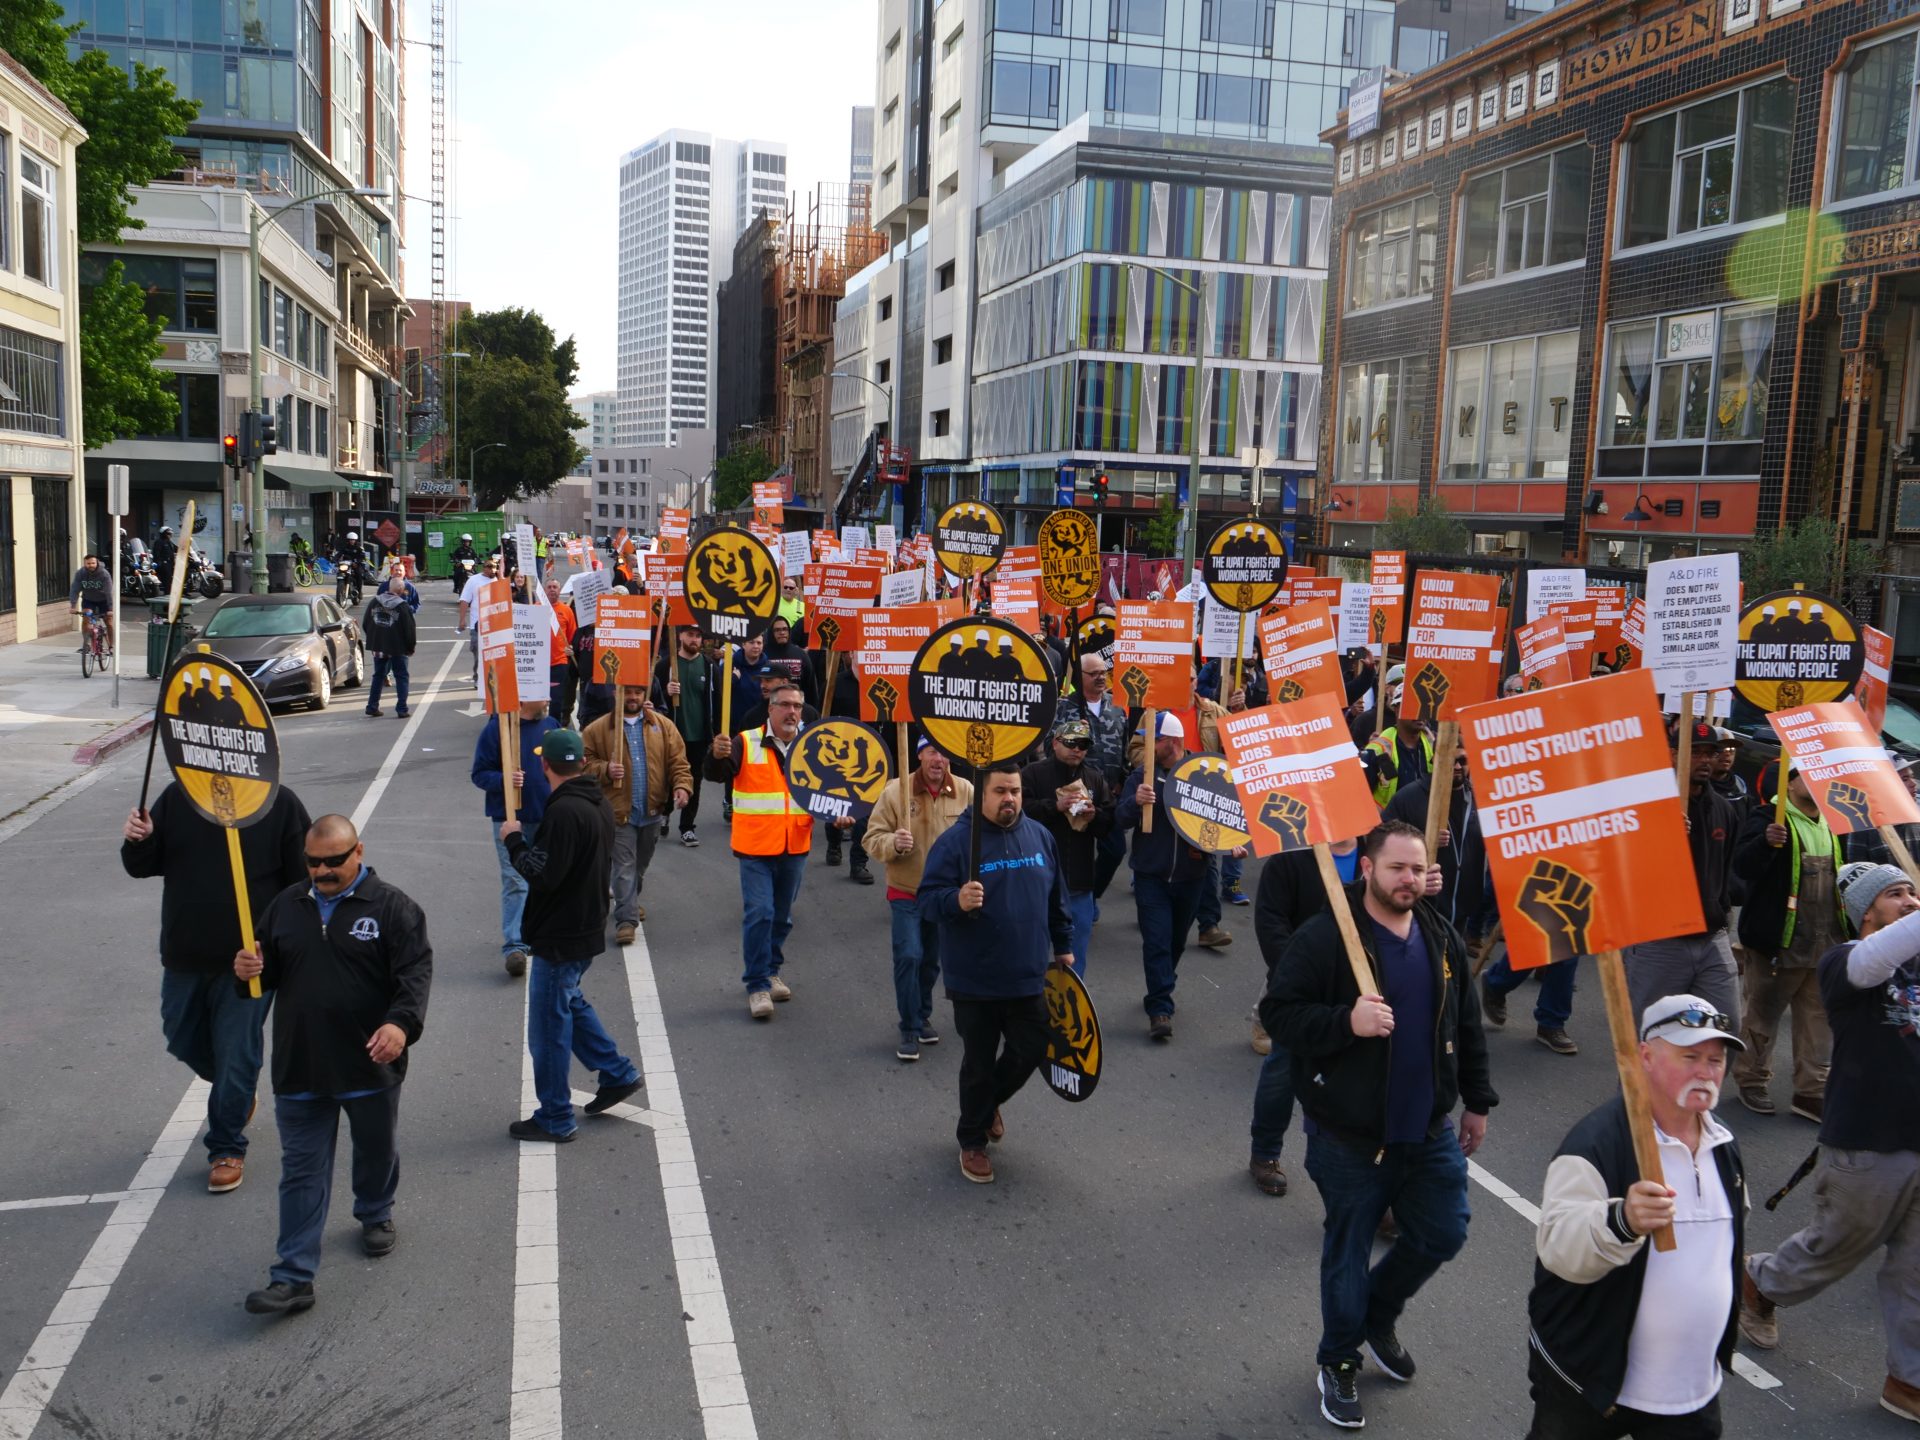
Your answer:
[511,982,563,1440]
[1465,1157,1783,1391]
[0,1194,130,1213]
[619,927,758,1438]
[0,766,113,847]
[0,636,466,1440]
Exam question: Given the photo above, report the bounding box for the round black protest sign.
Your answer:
[685,527,779,644]
[158,653,282,827]
[1166,754,1250,853]
[934,501,1007,582]
[907,615,1058,767]
[1735,589,1865,711]
[786,718,892,825]
[1076,614,1116,665]
[1037,508,1100,609]
[1204,521,1287,612]
[1043,966,1102,1102]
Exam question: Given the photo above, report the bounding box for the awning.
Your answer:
[268,464,347,492]
[83,456,218,491]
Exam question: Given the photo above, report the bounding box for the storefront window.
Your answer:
[1443,332,1578,480]
[1336,355,1427,482]
[1601,303,1774,452]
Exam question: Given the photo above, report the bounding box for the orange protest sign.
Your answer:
[1515,614,1576,690]
[856,547,891,571]
[1548,599,1602,678]
[643,553,693,627]
[990,577,1041,632]
[1619,598,1646,671]
[1257,600,1346,705]
[1217,692,1381,857]
[1460,671,1702,971]
[1286,574,1343,612]
[1404,571,1502,721]
[1769,700,1920,834]
[856,602,961,721]
[997,545,1045,601]
[1860,626,1894,735]
[591,593,656,691]
[474,578,520,713]
[1369,551,1408,645]
[1113,601,1196,710]
[810,563,883,651]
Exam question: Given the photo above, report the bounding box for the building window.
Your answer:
[1105,63,1162,117]
[937,260,956,290]
[1621,78,1793,248]
[1345,196,1439,311]
[931,408,952,437]
[1204,0,1274,46]
[0,323,64,437]
[598,503,609,518]
[1457,146,1591,286]
[33,478,70,606]
[273,289,293,358]
[0,490,13,614]
[0,132,9,270]
[297,307,313,367]
[1602,302,1775,449]
[991,59,1060,126]
[1833,32,1920,203]
[297,399,313,454]
[1110,0,1165,35]
[1197,74,1269,128]
[934,335,953,364]
[994,0,1063,35]
[1335,355,1430,482]
[315,322,330,380]
[1443,332,1579,480]
[316,405,328,457]
[20,151,57,287]
[876,359,892,384]
[1397,27,1449,73]
[879,297,894,322]
[79,254,220,334]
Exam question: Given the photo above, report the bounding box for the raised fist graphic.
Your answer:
[1277,677,1306,704]
[1412,662,1451,719]
[1117,664,1151,709]
[1827,780,1874,832]
[868,678,900,722]
[1516,859,1596,964]
[1371,608,1387,644]
[816,616,842,651]
[599,650,622,686]
[1257,791,1312,851]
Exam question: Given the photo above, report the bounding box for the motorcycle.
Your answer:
[120,546,162,601]
[334,551,368,607]
[452,555,476,596]
[187,547,224,599]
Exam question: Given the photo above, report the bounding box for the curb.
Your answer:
[73,712,154,768]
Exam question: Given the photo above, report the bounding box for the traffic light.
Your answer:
[1091,471,1110,506]
[222,432,240,469]
[258,406,278,456]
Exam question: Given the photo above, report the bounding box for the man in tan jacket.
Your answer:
[863,736,975,1062]
[584,689,693,943]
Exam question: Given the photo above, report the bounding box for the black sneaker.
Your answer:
[1479,977,1507,1028]
[1365,1329,1416,1382]
[917,1025,941,1045]
[584,1078,644,1115]
[509,1119,575,1143]
[244,1280,316,1315]
[362,1220,397,1258]
[896,1034,921,1062]
[825,845,843,867]
[1318,1361,1365,1428]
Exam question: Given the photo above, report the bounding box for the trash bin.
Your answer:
[267,552,294,593]
[145,598,198,679]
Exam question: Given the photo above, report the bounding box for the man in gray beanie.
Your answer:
[1740,861,1920,1424]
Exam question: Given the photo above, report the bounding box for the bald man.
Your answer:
[234,816,433,1314]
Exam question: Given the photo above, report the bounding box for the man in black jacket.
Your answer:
[232,815,432,1314]
[1116,712,1212,1040]
[122,783,312,1195]
[1020,718,1113,975]
[361,573,417,718]
[501,729,642,1140]
[1527,994,1746,1438]
[1261,819,1497,1430]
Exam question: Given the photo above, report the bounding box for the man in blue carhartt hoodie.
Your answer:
[471,702,559,978]
[920,762,1075,1186]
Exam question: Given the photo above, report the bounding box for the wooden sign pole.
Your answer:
[896,720,911,818]
[822,648,841,717]
[720,646,735,737]
[1881,823,1920,885]
[1674,691,1697,793]
[1376,644,1394,733]
[1141,708,1156,835]
[1313,841,1377,998]
[1232,610,1248,702]
[1424,721,1460,859]
[503,708,521,819]
[228,827,262,1000]
[1595,947,1676,1252]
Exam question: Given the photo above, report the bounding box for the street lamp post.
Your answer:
[828,370,896,522]
[470,441,507,497]
[1122,261,1207,580]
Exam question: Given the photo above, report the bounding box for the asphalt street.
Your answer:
[0,583,1902,1439]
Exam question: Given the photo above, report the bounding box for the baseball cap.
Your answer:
[1887,750,1918,773]
[535,729,586,764]
[1666,718,1717,749]
[1054,718,1092,743]
[1639,994,1746,1050]
[1839,861,1912,932]
[1384,663,1407,685]
[1155,712,1186,740]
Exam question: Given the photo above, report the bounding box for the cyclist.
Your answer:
[69,553,114,655]
[288,532,316,585]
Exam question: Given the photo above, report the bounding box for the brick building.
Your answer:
[1318,0,1920,654]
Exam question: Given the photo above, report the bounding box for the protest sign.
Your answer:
[1515,613,1576,690]
[1769,701,1920,842]
[880,568,926,607]
[1645,552,1739,695]
[1369,551,1408,646]
[1336,581,1375,652]
[568,568,610,627]
[1735,589,1866,711]
[1217,693,1380,858]
[643,553,693,627]
[592,593,656,690]
[1037,509,1102,609]
[1165,754,1250,853]
[874,523,897,555]
[685,529,780,645]
[512,603,548,696]
[1547,599,1601,678]
[1077,614,1117,668]
[908,616,1059,769]
[657,507,690,554]
[934,502,1006,581]
[1199,594,1259,661]
[786,718,893,826]
[779,529,811,577]
[474,578,520,712]
[1860,626,1894,735]
[857,602,959,722]
[1403,570,1502,721]
[1204,521,1288,611]
[1287,574,1343,611]
[1526,567,1587,623]
[1043,967,1102,1102]
[1258,600,1346,705]
[808,564,884,652]
[1112,601,1195,711]
[990,577,1042,632]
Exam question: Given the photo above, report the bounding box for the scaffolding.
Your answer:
[777,183,886,504]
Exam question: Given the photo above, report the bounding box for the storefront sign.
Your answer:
[1561,5,1718,98]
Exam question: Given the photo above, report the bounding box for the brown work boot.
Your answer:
[615,923,637,945]
[748,990,774,1021]
[959,1147,995,1183]
[1250,1013,1272,1056]
[1882,1375,1920,1423]
[1535,1026,1579,1056]
[1790,1093,1824,1123]
[208,1156,244,1193]
[988,1108,1005,1143]
[1739,1267,1779,1350]
[1249,1157,1288,1197]
[1197,925,1234,949]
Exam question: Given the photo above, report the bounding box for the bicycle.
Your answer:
[75,609,111,678]
[292,554,319,588]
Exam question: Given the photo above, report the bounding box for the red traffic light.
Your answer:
[1092,472,1110,504]
[222,433,239,466]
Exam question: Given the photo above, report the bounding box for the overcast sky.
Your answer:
[402,0,878,394]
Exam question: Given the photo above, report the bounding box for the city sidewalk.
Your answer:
[0,618,163,823]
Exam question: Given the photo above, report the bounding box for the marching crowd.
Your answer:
[107,552,1920,1438]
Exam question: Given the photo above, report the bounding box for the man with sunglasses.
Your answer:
[233,815,433,1314]
[1021,718,1115,976]
[1526,994,1746,1438]
[1740,863,1920,1424]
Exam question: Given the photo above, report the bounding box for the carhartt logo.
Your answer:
[349,916,381,942]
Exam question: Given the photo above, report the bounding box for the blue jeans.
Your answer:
[1135,871,1203,1018]
[888,896,941,1039]
[1483,953,1577,1028]
[1250,1043,1296,1162]
[1197,852,1246,930]
[740,853,806,992]
[367,652,409,712]
[493,825,532,959]
[269,1086,401,1287]
[526,955,638,1136]
[1303,1129,1473,1366]
[1066,890,1096,977]
[159,970,268,1158]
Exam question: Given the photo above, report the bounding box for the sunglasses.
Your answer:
[305,846,356,869]
[1642,1006,1733,1040]
[1058,737,1091,749]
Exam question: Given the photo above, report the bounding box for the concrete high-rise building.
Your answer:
[615,129,787,457]
[850,105,875,194]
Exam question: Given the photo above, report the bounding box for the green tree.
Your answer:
[1378,495,1470,556]
[449,309,586,506]
[1141,495,1179,553]
[714,445,774,513]
[1739,515,1883,617]
[0,2,201,447]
